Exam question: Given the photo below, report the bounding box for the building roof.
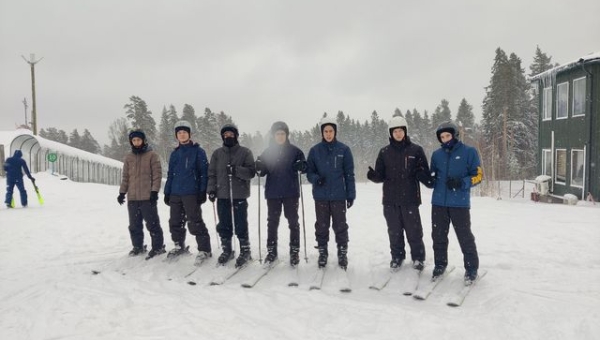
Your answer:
[530,51,600,81]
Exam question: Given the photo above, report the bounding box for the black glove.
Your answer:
[164,195,170,206]
[150,191,158,203]
[227,164,236,176]
[255,159,267,177]
[446,177,463,190]
[30,177,36,184]
[198,191,207,204]
[292,160,307,173]
[117,193,126,205]
[316,177,326,186]
[366,166,378,182]
[208,191,217,202]
[346,200,354,209]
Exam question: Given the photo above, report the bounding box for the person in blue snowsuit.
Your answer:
[4,150,35,208]
[429,121,483,284]
[306,116,356,270]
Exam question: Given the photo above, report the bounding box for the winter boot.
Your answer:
[290,246,300,267]
[390,257,403,271]
[217,238,233,265]
[432,265,447,280]
[145,245,166,260]
[194,251,212,266]
[129,245,147,256]
[337,244,348,270]
[167,243,190,259]
[412,260,425,271]
[265,244,278,264]
[464,269,478,285]
[317,245,328,268]
[235,239,252,268]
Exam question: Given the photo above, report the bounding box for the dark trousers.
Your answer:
[168,195,211,252]
[314,200,349,247]
[266,197,300,248]
[127,200,164,250]
[5,178,27,206]
[383,204,425,262]
[431,205,479,271]
[216,198,249,242]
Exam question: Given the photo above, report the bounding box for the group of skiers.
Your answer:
[117,116,483,284]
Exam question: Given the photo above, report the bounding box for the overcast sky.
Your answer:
[1,0,599,145]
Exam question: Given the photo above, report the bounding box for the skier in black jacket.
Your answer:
[367,116,432,271]
[255,121,306,266]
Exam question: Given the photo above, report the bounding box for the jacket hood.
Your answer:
[13,150,23,158]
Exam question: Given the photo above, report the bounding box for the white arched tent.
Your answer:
[1,130,122,185]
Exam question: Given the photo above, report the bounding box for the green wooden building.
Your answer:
[531,51,600,201]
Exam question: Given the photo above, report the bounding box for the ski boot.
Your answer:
[337,244,348,270]
[432,265,447,280]
[412,260,424,271]
[264,245,278,265]
[317,245,328,268]
[194,251,212,266]
[167,243,190,259]
[464,269,478,285]
[145,245,166,260]
[235,240,252,268]
[129,245,147,256]
[290,246,300,267]
[217,238,234,265]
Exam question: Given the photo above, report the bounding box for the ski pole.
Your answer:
[227,165,237,256]
[257,175,263,264]
[212,201,220,248]
[298,170,308,263]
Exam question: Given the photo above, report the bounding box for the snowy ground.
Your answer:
[1,173,599,340]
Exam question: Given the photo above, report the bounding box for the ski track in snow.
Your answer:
[1,173,600,339]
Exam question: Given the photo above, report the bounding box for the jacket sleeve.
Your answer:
[371,149,385,183]
[150,152,162,193]
[119,156,130,194]
[306,147,319,184]
[415,147,434,188]
[465,147,483,188]
[164,152,174,195]
[235,149,256,180]
[197,148,209,193]
[21,160,33,179]
[207,151,218,193]
[343,146,356,201]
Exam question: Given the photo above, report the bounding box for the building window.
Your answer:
[555,149,567,184]
[542,149,552,176]
[571,149,584,187]
[543,87,552,120]
[556,82,569,119]
[573,77,586,117]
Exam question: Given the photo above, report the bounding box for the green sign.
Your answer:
[47,153,57,163]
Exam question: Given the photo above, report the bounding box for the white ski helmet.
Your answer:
[174,120,192,135]
[388,116,408,136]
[319,116,337,134]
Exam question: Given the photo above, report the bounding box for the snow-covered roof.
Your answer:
[0,129,122,168]
[530,51,600,81]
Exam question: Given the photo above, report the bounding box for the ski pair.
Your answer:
[309,266,351,293]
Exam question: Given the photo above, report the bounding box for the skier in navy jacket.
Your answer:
[306,116,356,270]
[164,120,211,263]
[4,150,35,208]
[429,121,483,284]
[255,121,306,266]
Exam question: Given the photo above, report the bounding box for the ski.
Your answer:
[33,184,44,205]
[446,270,487,307]
[369,266,402,291]
[334,266,351,293]
[412,266,455,300]
[241,260,279,288]
[401,267,423,296]
[308,267,326,290]
[209,261,253,286]
[288,265,300,287]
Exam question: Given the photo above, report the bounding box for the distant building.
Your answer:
[531,51,600,201]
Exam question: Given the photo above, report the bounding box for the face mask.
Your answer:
[442,138,457,149]
[224,137,236,147]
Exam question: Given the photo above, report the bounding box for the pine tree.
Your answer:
[431,99,452,130]
[124,96,157,142]
[180,104,198,134]
[456,98,476,145]
[79,129,101,153]
[103,118,130,161]
[69,129,82,149]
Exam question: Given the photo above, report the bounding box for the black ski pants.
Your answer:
[127,200,164,250]
[216,198,249,243]
[266,197,300,248]
[383,204,425,262]
[431,205,479,271]
[314,200,349,248]
[168,195,211,252]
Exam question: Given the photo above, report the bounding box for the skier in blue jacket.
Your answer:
[429,121,483,285]
[306,116,356,270]
[4,150,35,208]
[163,120,211,263]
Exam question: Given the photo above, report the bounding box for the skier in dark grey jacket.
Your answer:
[207,124,256,268]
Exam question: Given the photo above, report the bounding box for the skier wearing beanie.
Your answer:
[163,120,212,264]
[306,116,355,270]
[255,121,307,267]
[118,129,165,259]
[429,121,483,285]
[207,123,256,268]
[366,116,431,272]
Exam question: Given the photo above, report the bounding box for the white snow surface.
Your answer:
[1,173,599,340]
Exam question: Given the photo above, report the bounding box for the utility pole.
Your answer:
[22,54,43,135]
[22,98,29,128]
